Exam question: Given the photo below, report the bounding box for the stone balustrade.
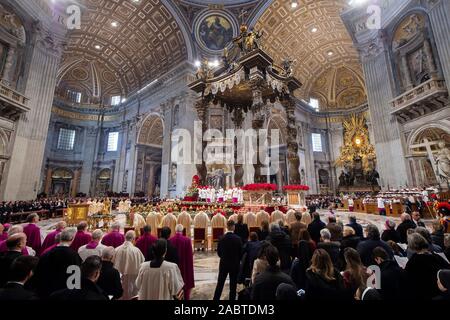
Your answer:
[390,78,449,123]
[0,79,30,120]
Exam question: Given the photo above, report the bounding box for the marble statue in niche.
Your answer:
[170,163,177,187]
[436,142,450,185]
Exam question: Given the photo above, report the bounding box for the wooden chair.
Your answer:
[193,228,206,251]
[212,227,224,251]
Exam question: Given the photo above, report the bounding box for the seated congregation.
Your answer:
[0,209,449,301]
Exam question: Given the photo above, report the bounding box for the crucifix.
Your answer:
[409,138,443,176]
[238,9,248,25]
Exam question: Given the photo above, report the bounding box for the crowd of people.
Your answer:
[0,199,67,224]
[0,202,450,301]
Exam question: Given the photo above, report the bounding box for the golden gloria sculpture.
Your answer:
[336,114,376,171]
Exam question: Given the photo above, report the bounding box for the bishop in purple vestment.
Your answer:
[69,221,92,252]
[101,222,125,248]
[169,224,195,300]
[41,221,66,253]
[135,225,157,260]
[23,213,42,255]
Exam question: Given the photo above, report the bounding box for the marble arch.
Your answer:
[137,114,164,148]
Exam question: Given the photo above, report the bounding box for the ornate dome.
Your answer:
[56,0,190,104]
[254,0,367,110]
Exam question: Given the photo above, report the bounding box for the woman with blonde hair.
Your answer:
[305,249,346,300]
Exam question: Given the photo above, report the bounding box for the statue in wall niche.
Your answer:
[170,163,177,187]
[436,142,450,185]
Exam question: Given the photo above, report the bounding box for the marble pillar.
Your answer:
[1,28,65,200]
[428,0,450,92]
[360,40,408,189]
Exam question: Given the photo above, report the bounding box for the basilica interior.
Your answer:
[0,0,450,304]
[0,0,449,201]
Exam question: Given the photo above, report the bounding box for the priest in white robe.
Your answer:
[114,231,145,300]
[177,210,192,237]
[135,239,184,300]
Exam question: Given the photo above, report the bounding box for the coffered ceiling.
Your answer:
[58,0,189,102]
[255,0,367,110]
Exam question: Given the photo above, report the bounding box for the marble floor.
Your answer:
[26,210,434,300]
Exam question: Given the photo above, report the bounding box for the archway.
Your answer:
[136,114,164,198]
[51,168,74,196]
[407,126,450,188]
[96,168,112,196]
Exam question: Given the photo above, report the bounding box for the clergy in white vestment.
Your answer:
[146,211,160,237]
[244,211,258,228]
[193,211,209,243]
[211,212,227,231]
[285,209,297,226]
[228,212,238,223]
[133,213,146,236]
[161,211,177,237]
[177,210,192,237]
[271,208,285,223]
[256,210,270,227]
[135,239,184,300]
[114,231,145,300]
[78,229,107,261]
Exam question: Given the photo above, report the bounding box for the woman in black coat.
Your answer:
[304,249,348,301]
[381,220,401,243]
[405,233,450,300]
[290,229,315,289]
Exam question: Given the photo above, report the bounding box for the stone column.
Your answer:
[427,0,450,92]
[359,36,408,189]
[1,26,65,200]
[147,164,156,197]
[78,127,98,195]
[71,168,81,198]
[194,100,208,185]
[282,98,301,185]
[44,167,52,195]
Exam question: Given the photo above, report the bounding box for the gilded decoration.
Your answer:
[255,0,367,110]
[336,114,376,171]
[392,14,425,50]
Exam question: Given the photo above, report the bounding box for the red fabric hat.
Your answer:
[438,202,450,216]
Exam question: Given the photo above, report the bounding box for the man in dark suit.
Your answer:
[0,256,38,300]
[251,244,295,300]
[31,228,82,298]
[159,227,179,264]
[213,220,243,300]
[372,246,405,300]
[0,233,26,287]
[96,246,123,300]
[357,224,393,266]
[50,256,108,300]
[307,212,326,244]
[346,215,363,238]
[396,213,417,244]
[234,214,249,243]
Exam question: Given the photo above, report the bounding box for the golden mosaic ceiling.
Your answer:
[59,0,188,98]
[255,0,367,110]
